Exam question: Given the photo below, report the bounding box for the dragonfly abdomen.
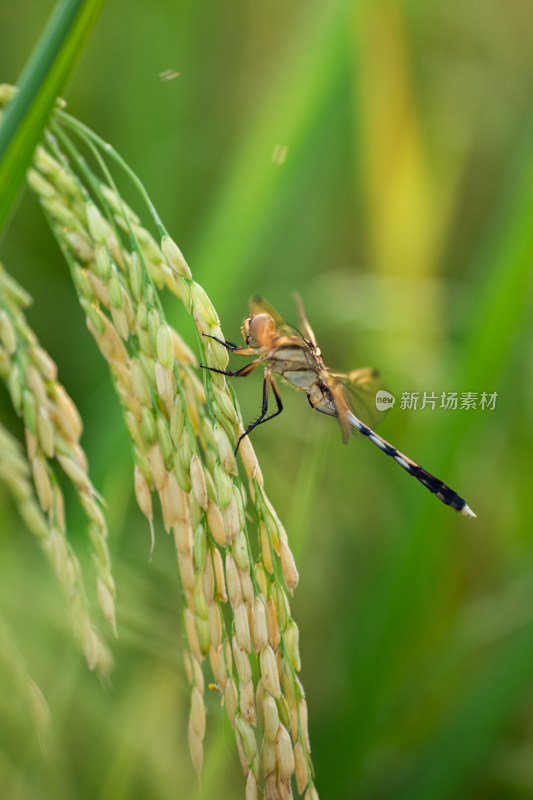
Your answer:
[305,381,337,417]
[345,410,475,517]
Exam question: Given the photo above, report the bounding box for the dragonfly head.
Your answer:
[242,313,275,348]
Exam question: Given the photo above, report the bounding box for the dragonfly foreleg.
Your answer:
[200,360,261,378]
[202,333,257,356]
[236,374,283,453]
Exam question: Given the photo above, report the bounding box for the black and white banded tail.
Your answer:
[346,410,476,517]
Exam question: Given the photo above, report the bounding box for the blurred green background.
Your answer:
[1,1,533,798]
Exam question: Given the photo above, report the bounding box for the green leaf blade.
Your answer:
[0,0,105,235]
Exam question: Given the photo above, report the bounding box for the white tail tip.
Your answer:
[461,504,477,518]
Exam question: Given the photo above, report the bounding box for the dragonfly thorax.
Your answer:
[242,312,276,349]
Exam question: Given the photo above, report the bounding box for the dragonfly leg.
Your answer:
[200,360,261,378]
[202,333,257,356]
[202,333,237,349]
[235,374,283,453]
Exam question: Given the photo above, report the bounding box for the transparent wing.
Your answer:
[331,367,388,432]
[249,296,305,340]
[293,293,318,346]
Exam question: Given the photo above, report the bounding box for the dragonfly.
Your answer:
[202,296,476,518]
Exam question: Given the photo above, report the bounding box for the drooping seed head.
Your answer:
[208,602,223,651]
[240,567,254,604]
[161,235,192,279]
[294,741,308,794]
[224,677,238,728]
[251,595,268,652]
[260,645,281,699]
[193,523,208,574]
[191,282,219,329]
[235,716,258,764]
[245,770,258,800]
[284,618,301,672]
[154,364,173,414]
[178,550,195,592]
[214,462,233,509]
[201,554,215,603]
[232,529,250,572]
[190,454,208,510]
[156,416,173,464]
[190,686,206,739]
[234,601,252,653]
[240,679,256,724]
[280,539,299,591]
[266,597,281,650]
[226,552,243,608]
[188,717,203,775]
[160,470,184,530]
[263,691,280,742]
[214,423,237,475]
[275,724,295,779]
[183,608,203,662]
[135,464,153,522]
[97,577,117,635]
[222,495,241,542]
[260,522,274,574]
[36,407,55,458]
[170,327,197,365]
[232,635,252,682]
[206,499,226,547]
[173,513,193,556]
[107,269,124,310]
[27,168,57,199]
[211,546,227,602]
[156,323,173,369]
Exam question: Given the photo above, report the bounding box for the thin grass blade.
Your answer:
[0,0,104,234]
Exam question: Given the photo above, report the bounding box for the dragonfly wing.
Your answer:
[321,374,353,444]
[332,367,388,432]
[293,293,318,346]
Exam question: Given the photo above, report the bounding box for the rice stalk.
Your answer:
[0,415,112,674]
[0,83,317,799]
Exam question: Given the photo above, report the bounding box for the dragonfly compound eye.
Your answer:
[246,313,275,347]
